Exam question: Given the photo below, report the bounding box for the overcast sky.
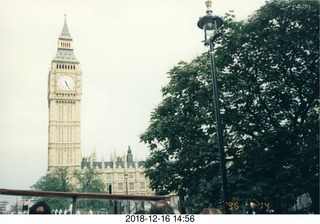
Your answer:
[0,0,266,195]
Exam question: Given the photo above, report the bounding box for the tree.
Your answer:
[141,0,319,214]
[30,167,107,213]
[30,167,74,211]
[73,167,106,193]
[73,167,107,212]
[141,53,224,213]
[216,0,319,213]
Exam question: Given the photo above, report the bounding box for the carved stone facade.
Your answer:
[47,16,82,172]
[81,147,154,195]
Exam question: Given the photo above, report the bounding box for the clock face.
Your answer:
[57,75,75,91]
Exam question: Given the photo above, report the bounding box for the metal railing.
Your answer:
[0,188,170,214]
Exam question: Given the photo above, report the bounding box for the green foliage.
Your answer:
[73,167,107,212]
[30,167,107,213]
[140,54,224,213]
[73,167,106,193]
[217,0,319,213]
[30,167,74,211]
[31,167,73,192]
[141,0,319,214]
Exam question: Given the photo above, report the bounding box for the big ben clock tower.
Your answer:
[47,16,82,172]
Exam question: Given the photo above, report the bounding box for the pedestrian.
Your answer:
[29,201,51,214]
[135,210,150,214]
[200,208,223,214]
[149,200,174,214]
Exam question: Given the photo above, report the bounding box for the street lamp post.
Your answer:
[124,172,129,213]
[197,0,230,214]
[124,173,129,195]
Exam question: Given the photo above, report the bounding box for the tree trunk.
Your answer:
[309,186,319,214]
[178,195,186,214]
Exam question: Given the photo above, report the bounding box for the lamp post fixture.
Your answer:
[197,0,230,214]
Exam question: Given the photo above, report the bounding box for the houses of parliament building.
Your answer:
[47,16,153,196]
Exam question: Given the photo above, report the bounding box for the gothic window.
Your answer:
[140,182,145,190]
[68,105,72,120]
[118,174,124,179]
[118,183,124,191]
[58,149,62,165]
[129,182,134,190]
[70,127,73,142]
[67,148,70,164]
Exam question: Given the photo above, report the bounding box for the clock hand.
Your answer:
[65,81,70,89]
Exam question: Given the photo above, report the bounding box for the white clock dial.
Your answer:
[57,75,75,91]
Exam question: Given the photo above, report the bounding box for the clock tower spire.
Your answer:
[47,15,82,172]
[61,14,71,37]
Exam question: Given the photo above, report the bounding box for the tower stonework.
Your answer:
[47,16,82,172]
[46,17,154,197]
